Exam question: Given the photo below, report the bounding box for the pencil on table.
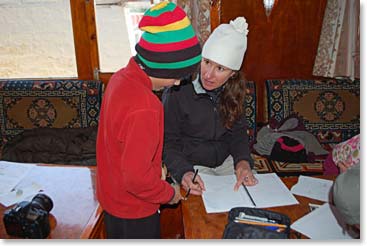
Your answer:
[234,218,287,229]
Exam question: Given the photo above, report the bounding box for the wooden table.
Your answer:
[0,164,105,239]
[181,175,335,239]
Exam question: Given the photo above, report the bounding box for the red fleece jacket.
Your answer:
[96,58,174,219]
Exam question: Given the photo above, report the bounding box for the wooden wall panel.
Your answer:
[70,0,99,80]
[211,0,327,122]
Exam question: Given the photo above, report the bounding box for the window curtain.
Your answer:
[175,0,211,45]
[312,0,360,79]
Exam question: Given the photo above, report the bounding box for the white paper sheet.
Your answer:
[290,175,333,202]
[200,173,299,213]
[0,161,35,195]
[291,203,355,239]
[0,181,42,207]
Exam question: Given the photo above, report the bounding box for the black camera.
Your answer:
[3,193,53,239]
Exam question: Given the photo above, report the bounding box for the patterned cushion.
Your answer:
[252,153,272,173]
[266,78,360,145]
[245,81,256,146]
[0,80,103,147]
[252,153,324,177]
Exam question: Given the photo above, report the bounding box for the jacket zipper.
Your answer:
[209,95,219,141]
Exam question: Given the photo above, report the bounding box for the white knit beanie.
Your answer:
[202,17,249,70]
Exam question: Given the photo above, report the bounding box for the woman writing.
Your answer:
[163,17,257,197]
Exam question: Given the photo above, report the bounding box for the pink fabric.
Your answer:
[277,137,304,152]
[332,134,360,171]
[323,151,340,175]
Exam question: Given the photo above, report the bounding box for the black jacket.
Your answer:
[162,77,253,183]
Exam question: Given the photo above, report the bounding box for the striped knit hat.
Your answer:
[135,1,202,79]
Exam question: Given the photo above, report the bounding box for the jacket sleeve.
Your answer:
[119,110,174,204]
[228,115,254,169]
[162,88,194,183]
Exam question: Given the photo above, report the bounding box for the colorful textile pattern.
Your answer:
[0,80,102,146]
[251,153,272,173]
[269,160,324,177]
[332,134,360,170]
[245,81,256,146]
[135,1,202,78]
[251,153,323,176]
[266,78,360,145]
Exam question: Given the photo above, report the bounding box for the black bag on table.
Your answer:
[223,207,291,239]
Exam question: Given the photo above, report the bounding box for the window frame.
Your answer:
[70,0,105,82]
[71,0,156,85]
[3,1,187,84]
[3,1,178,85]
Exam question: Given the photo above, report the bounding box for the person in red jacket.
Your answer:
[96,1,201,239]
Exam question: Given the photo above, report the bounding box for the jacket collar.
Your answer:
[192,76,225,99]
[192,76,206,95]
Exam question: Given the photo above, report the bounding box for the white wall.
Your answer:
[0,0,136,78]
[0,0,77,78]
[96,4,132,73]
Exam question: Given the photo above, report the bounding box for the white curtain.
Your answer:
[312,0,360,79]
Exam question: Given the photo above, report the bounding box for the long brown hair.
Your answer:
[218,71,246,129]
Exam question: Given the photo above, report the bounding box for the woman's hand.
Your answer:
[234,160,258,191]
[181,171,205,196]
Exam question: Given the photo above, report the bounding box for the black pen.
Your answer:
[184,169,198,199]
[242,183,256,207]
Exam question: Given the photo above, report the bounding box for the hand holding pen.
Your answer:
[184,169,198,199]
[181,169,205,199]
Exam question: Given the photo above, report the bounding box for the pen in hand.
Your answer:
[184,169,198,200]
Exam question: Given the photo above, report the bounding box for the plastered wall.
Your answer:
[0,0,77,78]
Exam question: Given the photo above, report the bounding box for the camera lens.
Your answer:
[31,193,53,213]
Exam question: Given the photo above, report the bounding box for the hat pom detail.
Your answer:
[202,16,249,70]
[230,17,249,35]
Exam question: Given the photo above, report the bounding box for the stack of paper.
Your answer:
[291,203,354,239]
[0,161,40,206]
[200,173,299,213]
[290,175,333,202]
[0,161,35,195]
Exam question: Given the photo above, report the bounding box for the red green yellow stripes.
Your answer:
[141,24,195,44]
[138,36,199,52]
[143,1,177,17]
[135,1,202,79]
[140,16,190,33]
[139,4,187,30]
